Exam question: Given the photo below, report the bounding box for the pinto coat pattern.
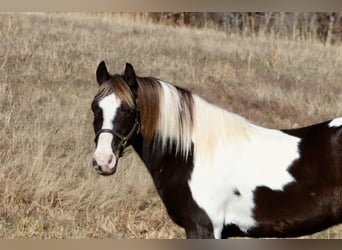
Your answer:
[91,61,342,239]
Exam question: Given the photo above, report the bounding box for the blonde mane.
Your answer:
[136,78,194,158]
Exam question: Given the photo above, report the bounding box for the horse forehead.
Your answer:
[98,93,122,115]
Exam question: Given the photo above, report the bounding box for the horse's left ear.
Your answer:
[123,63,138,90]
[96,61,111,85]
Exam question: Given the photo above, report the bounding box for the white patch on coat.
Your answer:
[329,117,342,128]
[93,94,121,168]
[188,95,301,239]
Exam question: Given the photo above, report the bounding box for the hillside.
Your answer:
[0,12,341,238]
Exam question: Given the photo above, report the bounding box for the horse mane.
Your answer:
[191,95,253,163]
[136,77,194,157]
[136,77,253,160]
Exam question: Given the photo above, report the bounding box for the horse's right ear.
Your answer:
[96,61,111,85]
[123,62,138,90]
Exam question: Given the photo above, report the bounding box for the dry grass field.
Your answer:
[0,12,342,239]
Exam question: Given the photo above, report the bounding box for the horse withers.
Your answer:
[91,61,342,239]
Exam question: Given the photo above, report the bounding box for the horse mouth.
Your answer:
[94,163,117,176]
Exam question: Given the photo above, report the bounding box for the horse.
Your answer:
[91,61,342,239]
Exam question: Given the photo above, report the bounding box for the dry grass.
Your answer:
[0,12,341,239]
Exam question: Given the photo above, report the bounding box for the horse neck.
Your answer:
[131,133,163,172]
[131,132,191,176]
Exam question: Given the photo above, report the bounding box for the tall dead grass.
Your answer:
[0,12,341,238]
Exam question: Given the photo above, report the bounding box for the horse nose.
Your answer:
[92,158,98,167]
[93,152,114,165]
[92,157,117,176]
[92,152,117,174]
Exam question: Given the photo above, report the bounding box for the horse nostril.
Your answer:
[92,158,98,167]
[108,155,113,164]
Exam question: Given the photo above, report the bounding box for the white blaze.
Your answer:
[93,94,121,168]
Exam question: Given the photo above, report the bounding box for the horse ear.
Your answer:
[96,61,110,85]
[123,62,138,89]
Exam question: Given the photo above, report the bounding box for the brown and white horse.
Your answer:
[91,61,342,239]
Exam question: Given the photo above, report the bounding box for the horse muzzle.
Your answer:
[92,155,118,176]
[94,164,117,176]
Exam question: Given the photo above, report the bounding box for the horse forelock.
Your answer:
[94,75,135,108]
[136,77,194,157]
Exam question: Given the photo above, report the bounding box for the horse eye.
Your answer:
[121,105,132,113]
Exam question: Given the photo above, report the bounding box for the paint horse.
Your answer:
[91,61,342,239]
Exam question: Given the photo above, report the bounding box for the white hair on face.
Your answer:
[93,94,121,168]
[99,93,121,130]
